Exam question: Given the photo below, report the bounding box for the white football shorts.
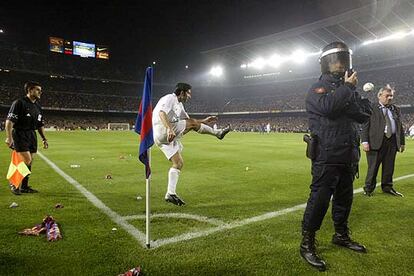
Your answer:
[153,120,186,160]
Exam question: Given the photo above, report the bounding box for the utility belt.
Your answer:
[303,133,360,178]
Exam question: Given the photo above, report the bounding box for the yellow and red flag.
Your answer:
[6,150,31,188]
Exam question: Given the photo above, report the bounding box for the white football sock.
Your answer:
[197,123,220,137]
[167,167,180,195]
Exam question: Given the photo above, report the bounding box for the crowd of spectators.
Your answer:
[0,86,140,111]
[217,117,308,132]
[32,113,414,134]
[1,43,414,133]
[41,114,135,130]
[2,63,413,113]
[187,64,414,113]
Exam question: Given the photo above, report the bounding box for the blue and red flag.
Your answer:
[134,67,154,178]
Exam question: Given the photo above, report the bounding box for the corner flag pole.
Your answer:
[145,65,154,249]
[135,66,154,249]
[145,148,151,248]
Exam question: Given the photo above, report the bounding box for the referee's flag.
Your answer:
[7,150,31,188]
[134,67,154,178]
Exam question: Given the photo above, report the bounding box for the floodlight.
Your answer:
[249,57,265,69]
[362,30,412,46]
[210,66,223,77]
[268,54,283,68]
[291,50,307,64]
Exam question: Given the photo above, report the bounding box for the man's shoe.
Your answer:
[20,186,38,193]
[383,188,403,197]
[217,126,231,140]
[363,190,373,197]
[300,231,326,271]
[10,186,21,195]
[332,232,367,253]
[363,187,374,197]
[165,194,186,206]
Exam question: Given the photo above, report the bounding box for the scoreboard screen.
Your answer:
[49,37,64,53]
[96,45,109,59]
[73,41,96,58]
[64,40,73,55]
[48,37,109,59]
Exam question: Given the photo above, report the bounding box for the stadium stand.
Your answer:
[2,61,414,133]
[1,0,414,134]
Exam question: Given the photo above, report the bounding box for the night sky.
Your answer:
[0,0,368,76]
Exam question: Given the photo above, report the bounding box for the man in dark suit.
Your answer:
[361,84,405,197]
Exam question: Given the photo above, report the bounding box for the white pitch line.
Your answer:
[38,151,414,249]
[37,152,147,247]
[151,203,307,248]
[151,174,414,249]
[122,213,225,226]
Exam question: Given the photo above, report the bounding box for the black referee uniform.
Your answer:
[7,96,44,153]
[7,96,44,193]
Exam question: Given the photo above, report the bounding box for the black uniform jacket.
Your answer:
[306,74,372,165]
[7,96,44,130]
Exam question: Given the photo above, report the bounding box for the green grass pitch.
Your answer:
[0,131,413,275]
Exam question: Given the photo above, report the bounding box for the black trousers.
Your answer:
[302,163,355,234]
[364,135,397,192]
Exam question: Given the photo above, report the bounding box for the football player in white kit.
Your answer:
[409,124,414,139]
[266,123,271,134]
[152,83,231,206]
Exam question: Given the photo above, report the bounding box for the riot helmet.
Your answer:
[319,41,352,77]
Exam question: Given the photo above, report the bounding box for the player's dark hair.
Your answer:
[24,81,42,94]
[174,82,192,96]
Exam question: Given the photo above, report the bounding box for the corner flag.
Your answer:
[7,150,31,188]
[134,67,154,248]
[134,67,154,178]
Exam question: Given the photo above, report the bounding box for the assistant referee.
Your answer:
[5,81,48,195]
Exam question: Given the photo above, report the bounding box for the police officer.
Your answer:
[5,81,48,195]
[300,42,372,271]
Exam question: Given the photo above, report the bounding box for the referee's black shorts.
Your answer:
[12,129,37,153]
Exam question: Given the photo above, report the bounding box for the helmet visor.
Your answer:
[320,48,352,74]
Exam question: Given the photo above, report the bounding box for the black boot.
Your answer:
[300,231,326,271]
[20,165,38,193]
[10,184,21,195]
[332,231,367,253]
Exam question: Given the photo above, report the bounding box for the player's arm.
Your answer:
[159,111,176,142]
[38,126,48,149]
[5,99,21,149]
[36,109,48,149]
[5,119,14,148]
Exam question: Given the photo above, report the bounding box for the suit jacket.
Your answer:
[361,102,405,150]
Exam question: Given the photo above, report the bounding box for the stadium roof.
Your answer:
[202,0,414,66]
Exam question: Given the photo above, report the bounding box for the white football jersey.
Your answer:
[152,93,189,126]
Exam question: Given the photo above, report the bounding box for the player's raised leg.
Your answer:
[184,118,231,139]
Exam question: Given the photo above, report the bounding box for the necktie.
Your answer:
[384,107,392,138]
